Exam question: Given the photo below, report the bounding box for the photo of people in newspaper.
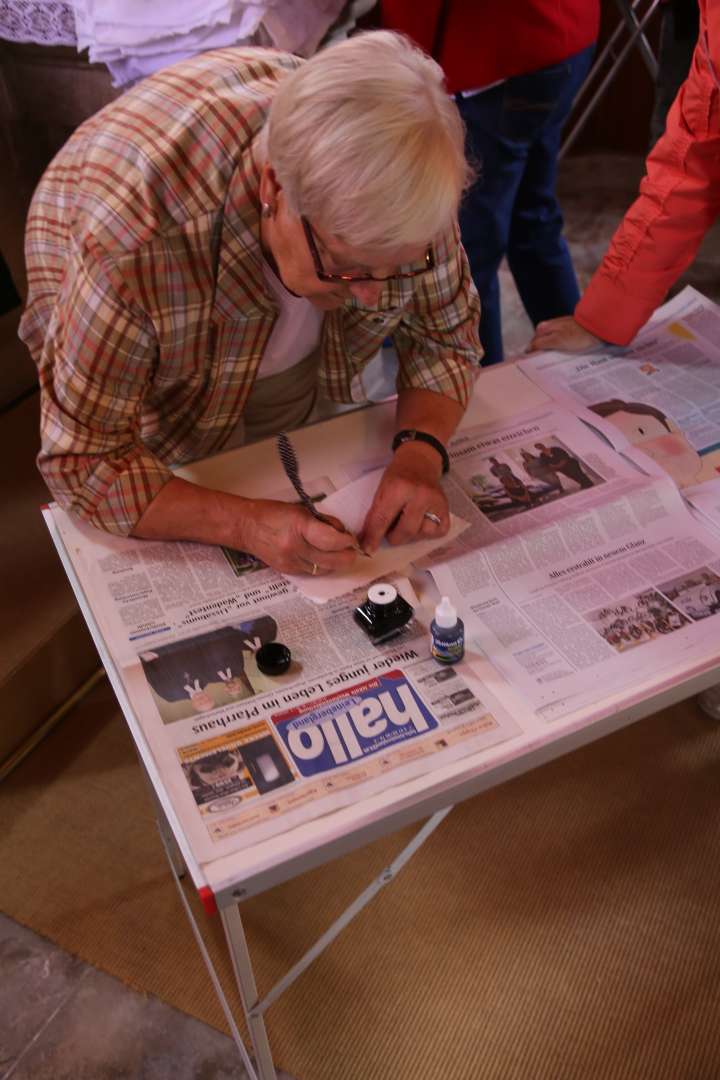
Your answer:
[221,547,265,577]
[139,616,293,723]
[461,436,603,523]
[584,590,691,652]
[658,568,720,621]
[179,724,295,814]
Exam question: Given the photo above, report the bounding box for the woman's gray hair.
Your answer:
[264,30,472,252]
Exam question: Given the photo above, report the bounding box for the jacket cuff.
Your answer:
[575,273,655,347]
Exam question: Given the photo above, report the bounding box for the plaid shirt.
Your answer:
[21,47,482,536]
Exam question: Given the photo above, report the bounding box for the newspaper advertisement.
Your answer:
[518,287,720,528]
[51,506,521,861]
[431,472,720,713]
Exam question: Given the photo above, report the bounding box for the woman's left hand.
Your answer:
[360,441,449,554]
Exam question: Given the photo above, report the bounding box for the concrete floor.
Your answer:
[2,152,719,1080]
[0,912,273,1080]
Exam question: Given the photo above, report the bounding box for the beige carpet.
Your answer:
[2,677,720,1079]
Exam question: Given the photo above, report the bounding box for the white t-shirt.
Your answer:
[258,259,323,378]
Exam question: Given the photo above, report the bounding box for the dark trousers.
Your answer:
[456,45,594,365]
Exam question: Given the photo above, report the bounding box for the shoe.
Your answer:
[697,683,720,720]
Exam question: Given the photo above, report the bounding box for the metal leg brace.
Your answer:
[560,0,662,158]
[158,806,454,1080]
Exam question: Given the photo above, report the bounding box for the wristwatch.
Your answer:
[391,429,450,474]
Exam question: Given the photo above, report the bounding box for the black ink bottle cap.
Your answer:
[255,642,292,676]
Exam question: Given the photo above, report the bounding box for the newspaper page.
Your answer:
[50,506,521,862]
[424,404,656,562]
[328,402,718,720]
[430,472,720,713]
[518,287,720,528]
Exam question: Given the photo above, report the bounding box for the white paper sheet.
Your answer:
[285,469,469,603]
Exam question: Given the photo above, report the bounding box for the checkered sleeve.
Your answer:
[393,222,483,406]
[37,242,173,536]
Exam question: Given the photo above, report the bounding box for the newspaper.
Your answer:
[518,287,720,530]
[51,507,520,862]
[427,422,720,713]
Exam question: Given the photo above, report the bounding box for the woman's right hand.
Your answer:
[240,499,357,575]
[528,316,602,354]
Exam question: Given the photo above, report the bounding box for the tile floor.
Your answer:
[2,153,719,1080]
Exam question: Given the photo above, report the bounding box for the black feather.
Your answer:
[277,432,318,516]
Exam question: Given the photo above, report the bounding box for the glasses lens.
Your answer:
[302,217,432,283]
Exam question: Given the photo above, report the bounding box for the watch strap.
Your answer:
[391,429,450,474]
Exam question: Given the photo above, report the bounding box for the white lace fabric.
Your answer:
[0,0,77,44]
[0,1,368,87]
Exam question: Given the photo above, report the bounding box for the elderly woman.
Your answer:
[21,31,482,575]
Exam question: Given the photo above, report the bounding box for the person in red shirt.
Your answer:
[382,1,600,364]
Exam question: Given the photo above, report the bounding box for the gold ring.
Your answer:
[424,511,442,526]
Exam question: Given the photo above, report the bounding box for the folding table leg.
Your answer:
[157,807,452,1078]
[153,796,186,878]
[221,904,278,1080]
[156,827,264,1079]
[138,760,187,878]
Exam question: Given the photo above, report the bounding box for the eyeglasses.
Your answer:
[301,216,434,284]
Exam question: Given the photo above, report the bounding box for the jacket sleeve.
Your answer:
[576,14,720,345]
[36,241,173,536]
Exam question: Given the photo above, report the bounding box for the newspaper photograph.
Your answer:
[518,288,720,526]
[422,404,654,562]
[430,474,720,714]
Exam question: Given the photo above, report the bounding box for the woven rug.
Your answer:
[2,677,720,1080]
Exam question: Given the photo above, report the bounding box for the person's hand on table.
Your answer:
[528,316,602,354]
[360,441,449,554]
[133,478,357,575]
[242,499,357,576]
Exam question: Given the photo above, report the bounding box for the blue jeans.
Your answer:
[456,45,594,365]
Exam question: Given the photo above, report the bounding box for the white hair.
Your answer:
[263,31,471,252]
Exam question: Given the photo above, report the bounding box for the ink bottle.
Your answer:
[431,596,464,664]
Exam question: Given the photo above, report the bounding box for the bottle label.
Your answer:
[431,629,464,664]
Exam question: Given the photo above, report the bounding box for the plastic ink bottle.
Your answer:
[431,596,464,664]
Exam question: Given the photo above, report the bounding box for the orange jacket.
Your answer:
[576,0,720,345]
